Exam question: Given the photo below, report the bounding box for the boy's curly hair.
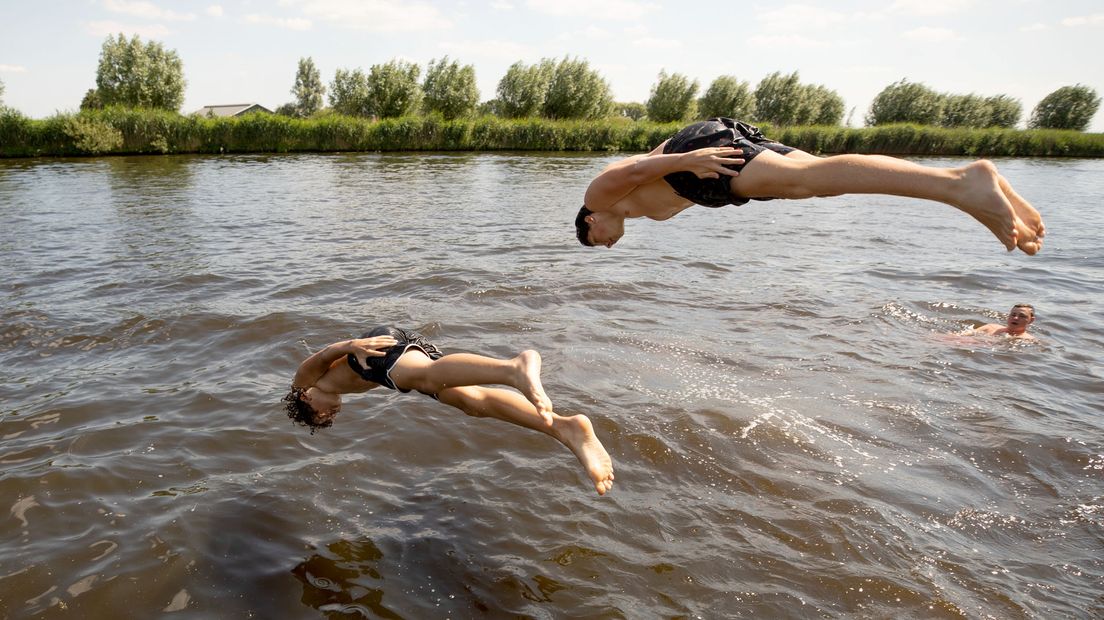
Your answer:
[283,387,330,434]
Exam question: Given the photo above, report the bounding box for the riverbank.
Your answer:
[2,107,1102,157]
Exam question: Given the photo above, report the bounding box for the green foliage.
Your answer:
[698,75,754,120]
[366,60,422,118]
[423,57,479,120]
[616,102,647,121]
[866,79,944,126]
[796,84,845,125]
[940,93,992,128]
[62,113,123,154]
[985,95,1021,128]
[1029,84,1101,131]
[0,107,33,156]
[0,77,4,105]
[3,109,1103,158]
[495,60,554,118]
[328,68,372,117]
[542,57,613,120]
[95,33,185,110]
[753,71,805,126]
[80,88,104,111]
[645,70,699,123]
[477,100,502,116]
[292,57,325,117]
[274,102,299,117]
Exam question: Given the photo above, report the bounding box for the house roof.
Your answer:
[194,103,272,117]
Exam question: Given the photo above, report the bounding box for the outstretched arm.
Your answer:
[291,335,397,388]
[583,141,745,212]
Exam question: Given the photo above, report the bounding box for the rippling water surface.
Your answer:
[1,153,1102,618]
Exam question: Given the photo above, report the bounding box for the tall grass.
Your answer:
[2,108,1102,158]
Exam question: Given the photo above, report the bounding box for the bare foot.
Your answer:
[956,161,1042,255]
[515,350,552,424]
[555,414,615,495]
[997,173,1045,254]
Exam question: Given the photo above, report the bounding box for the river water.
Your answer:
[1,152,1101,618]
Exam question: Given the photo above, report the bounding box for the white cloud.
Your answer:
[902,26,956,42]
[0,64,28,73]
[631,37,680,50]
[840,64,893,74]
[748,33,824,48]
[490,0,513,9]
[438,39,533,60]
[103,0,195,21]
[86,20,171,38]
[556,25,612,42]
[526,0,658,21]
[1018,23,1047,32]
[890,0,973,17]
[283,0,451,32]
[1061,13,1104,27]
[244,14,312,30]
[206,5,224,18]
[757,4,847,31]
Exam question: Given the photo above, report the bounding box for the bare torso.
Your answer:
[312,357,381,394]
[613,178,695,220]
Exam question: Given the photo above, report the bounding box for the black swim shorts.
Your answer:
[346,326,444,392]
[662,117,796,208]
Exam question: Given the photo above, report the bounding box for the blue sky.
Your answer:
[2,0,1102,130]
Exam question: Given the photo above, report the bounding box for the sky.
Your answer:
[1,0,1102,130]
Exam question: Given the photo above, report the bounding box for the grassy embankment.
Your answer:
[2,107,1102,158]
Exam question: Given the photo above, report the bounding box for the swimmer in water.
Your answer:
[965,304,1038,341]
[575,117,1044,255]
[283,326,615,496]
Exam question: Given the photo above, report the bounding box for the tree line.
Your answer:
[2,33,1100,134]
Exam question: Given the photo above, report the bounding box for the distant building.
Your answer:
[194,103,272,118]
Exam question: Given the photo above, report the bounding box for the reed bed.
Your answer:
[2,108,1101,157]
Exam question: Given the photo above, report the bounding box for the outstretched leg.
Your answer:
[731,150,1044,254]
[391,350,552,421]
[437,386,615,496]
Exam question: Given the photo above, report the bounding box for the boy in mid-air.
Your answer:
[576,118,1045,255]
[284,326,615,495]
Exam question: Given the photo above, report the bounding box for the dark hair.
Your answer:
[283,387,330,434]
[575,205,595,247]
[1011,303,1035,317]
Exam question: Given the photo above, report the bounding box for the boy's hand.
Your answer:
[681,147,745,179]
[348,336,398,367]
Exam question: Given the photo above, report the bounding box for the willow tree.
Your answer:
[1029,85,1101,131]
[95,33,185,110]
[423,56,479,120]
[542,57,612,120]
[985,95,1021,128]
[698,75,754,120]
[645,71,699,123]
[366,60,422,118]
[753,71,804,126]
[495,60,554,118]
[292,57,325,117]
[328,68,371,117]
[866,79,944,126]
